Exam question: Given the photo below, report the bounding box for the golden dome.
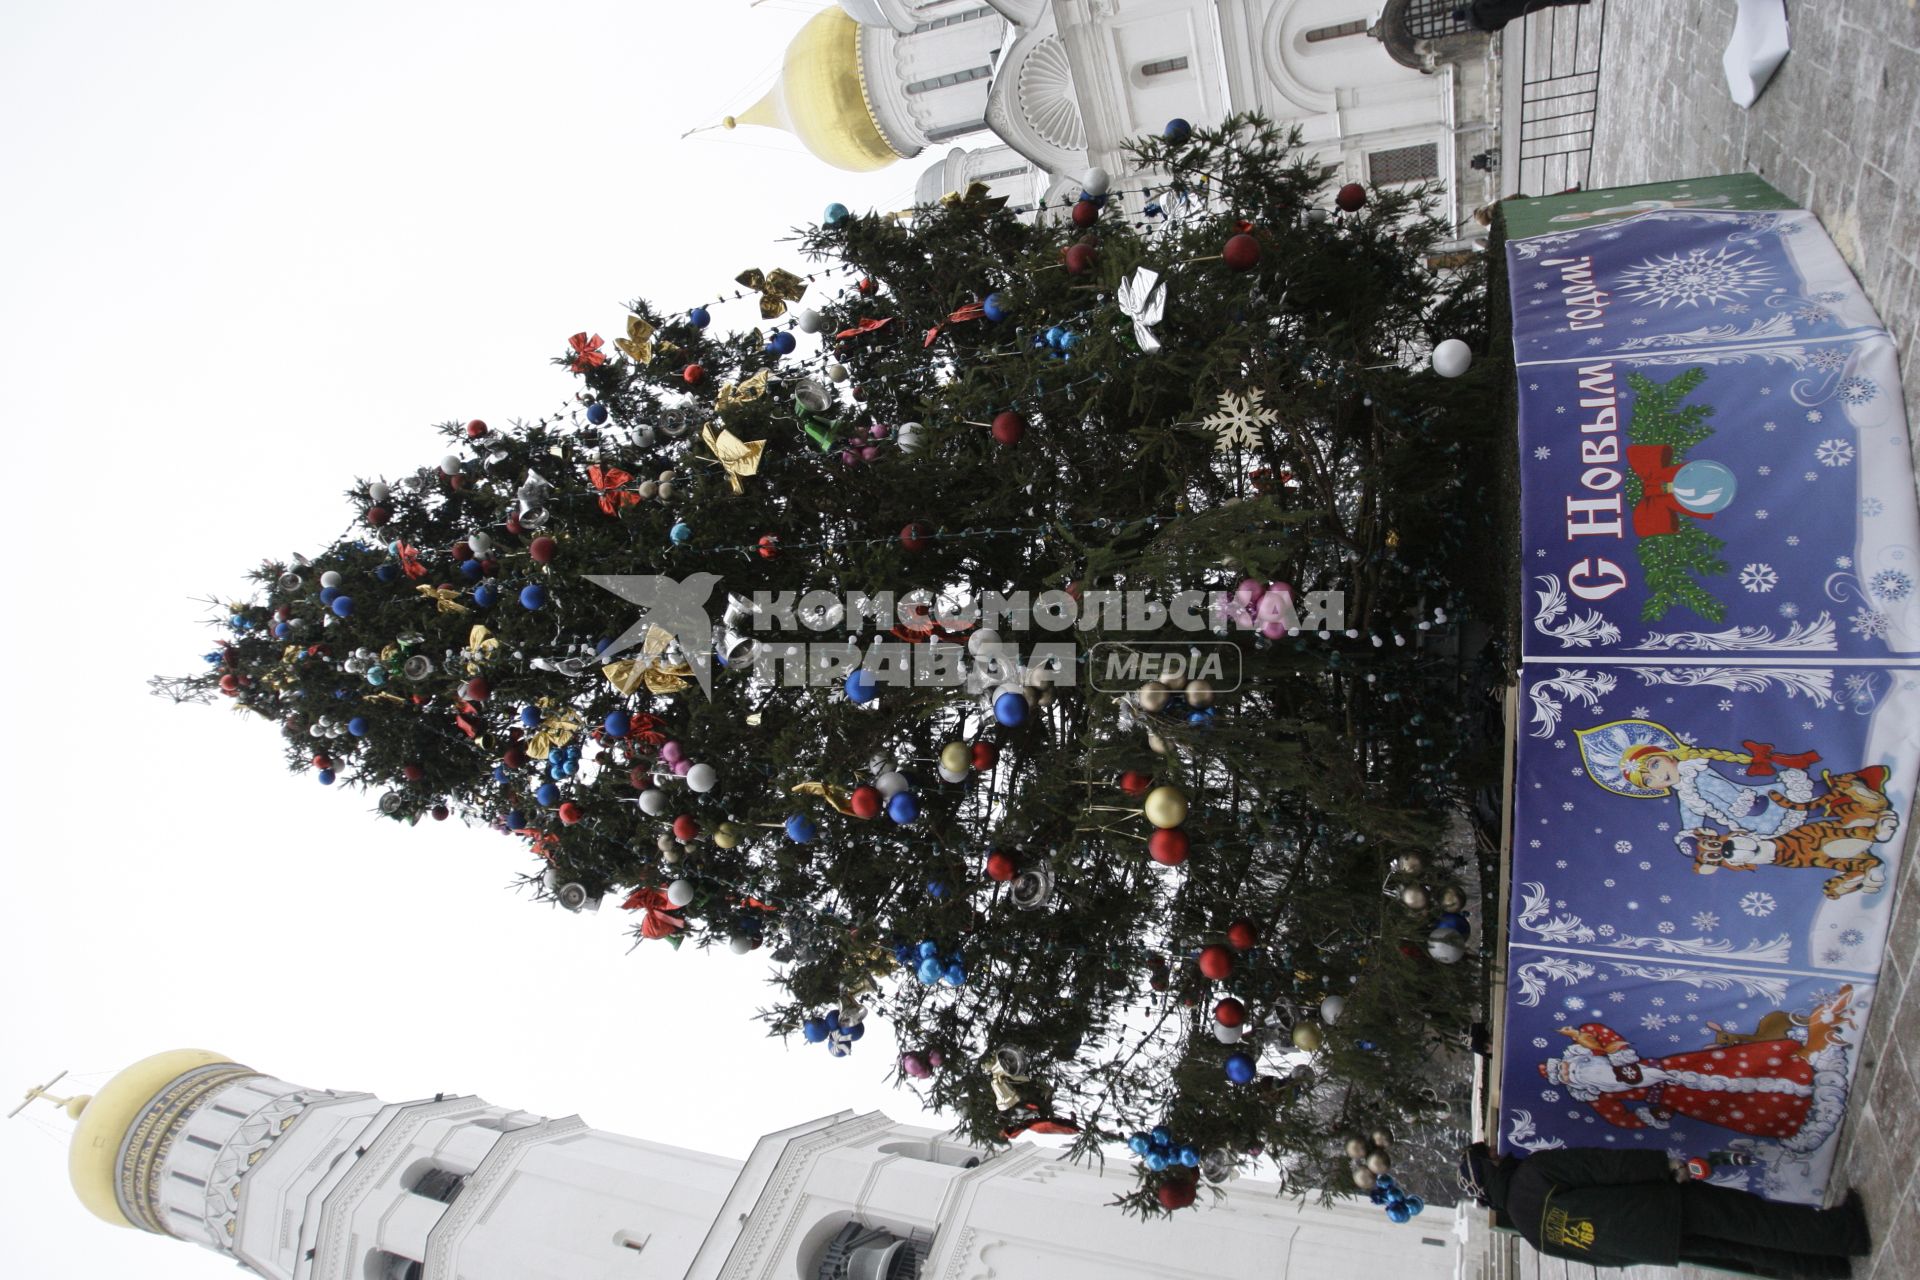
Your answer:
[69,1050,246,1230]
[724,7,907,172]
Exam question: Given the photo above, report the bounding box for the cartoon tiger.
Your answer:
[1770,765,1897,830]
[1678,819,1893,898]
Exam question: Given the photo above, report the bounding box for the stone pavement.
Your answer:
[1538,4,1920,1278]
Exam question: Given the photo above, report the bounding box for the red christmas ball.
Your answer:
[1215,997,1247,1027]
[529,536,558,564]
[218,673,240,693]
[506,513,524,536]
[1336,182,1367,212]
[312,754,332,770]
[432,804,450,821]
[1119,769,1152,797]
[970,742,998,771]
[849,785,883,820]
[991,411,1026,446]
[1148,828,1190,866]
[1071,199,1099,228]
[858,276,878,296]
[757,534,780,559]
[900,522,932,552]
[451,540,472,561]
[463,677,491,702]
[466,419,488,438]
[1063,243,1096,275]
[366,505,391,527]
[503,745,528,769]
[683,363,705,385]
[558,801,584,825]
[1226,919,1259,951]
[480,557,500,577]
[1156,1176,1198,1210]
[1197,944,1234,980]
[986,850,1018,882]
[402,762,426,783]
[672,814,700,841]
[1223,232,1261,271]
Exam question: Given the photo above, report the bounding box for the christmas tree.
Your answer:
[159,117,1505,1214]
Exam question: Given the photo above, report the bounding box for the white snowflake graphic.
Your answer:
[1717,699,1733,711]
[1762,421,1778,432]
[1541,1089,1561,1102]
[1757,465,1772,476]
[1555,859,1568,869]
[1850,608,1890,639]
[1650,997,1666,1007]
[1564,996,1587,1012]
[1614,840,1633,854]
[1617,245,1776,307]
[1837,555,1853,569]
[1562,801,1575,811]
[1608,991,1626,1003]
[1586,337,1605,346]
[1691,911,1720,931]
[1806,409,1824,424]
[1202,388,1278,451]
[1838,376,1878,406]
[1807,348,1848,372]
[1638,861,1652,871]
[1739,563,1777,593]
[1529,838,1542,848]
[1534,446,1553,460]
[1640,1013,1667,1031]
[1657,921,1675,934]
[1816,439,1855,467]
[1740,891,1778,918]
[1598,924,1617,937]
[1805,470,1819,482]
[1631,706,1649,718]
[1872,570,1912,601]
[1658,895,1671,904]
[1778,602,1800,618]
[1862,497,1885,517]
[1786,536,1800,547]
[1532,1037,1550,1049]
[1755,509,1769,520]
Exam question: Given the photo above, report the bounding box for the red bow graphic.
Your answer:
[588,464,639,515]
[834,316,895,342]
[924,301,988,348]
[1741,740,1822,777]
[620,887,687,939]
[568,331,607,372]
[1627,444,1715,537]
[395,542,429,580]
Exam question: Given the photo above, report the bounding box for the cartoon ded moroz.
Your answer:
[1575,718,1817,836]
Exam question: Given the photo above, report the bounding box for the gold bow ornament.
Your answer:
[602,625,696,695]
[416,584,470,614]
[790,781,855,817]
[700,423,767,494]
[715,369,771,413]
[736,267,808,319]
[940,181,1010,217]
[526,703,586,760]
[615,314,655,364]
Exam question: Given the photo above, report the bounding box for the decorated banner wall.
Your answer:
[1498,178,1920,1205]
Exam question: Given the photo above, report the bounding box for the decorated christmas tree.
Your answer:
[159,117,1504,1214]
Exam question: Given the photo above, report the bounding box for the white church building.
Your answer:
[56,1047,1458,1279]
[724,0,1495,231]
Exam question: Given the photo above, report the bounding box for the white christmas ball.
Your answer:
[1146,732,1169,755]
[1082,166,1111,197]
[1400,884,1430,911]
[938,765,970,784]
[1320,995,1346,1025]
[729,935,755,954]
[319,571,343,589]
[468,532,491,554]
[656,479,675,501]
[875,770,910,798]
[826,362,849,383]
[1430,338,1473,378]
[1184,678,1214,707]
[1427,929,1468,964]
[367,482,391,504]
[685,763,718,793]
[967,628,1003,656]
[637,481,658,500]
[639,789,670,816]
[666,878,696,908]
[896,421,924,453]
[795,307,824,334]
[661,846,682,865]
[1366,1151,1393,1174]
[440,454,464,476]
[1213,1022,1243,1044]
[1345,1137,1369,1161]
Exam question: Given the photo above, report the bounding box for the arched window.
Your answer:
[365,1251,423,1280]
[813,1222,922,1280]
[876,1138,986,1169]
[403,1162,468,1204]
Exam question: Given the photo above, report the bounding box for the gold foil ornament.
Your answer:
[735,267,808,319]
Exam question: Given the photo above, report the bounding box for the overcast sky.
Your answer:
[0,4,955,1275]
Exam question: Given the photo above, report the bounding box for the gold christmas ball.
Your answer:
[1437,884,1467,912]
[1366,1151,1392,1174]
[1146,732,1169,755]
[1345,1137,1369,1161]
[939,742,970,774]
[1370,1128,1393,1149]
[1143,786,1188,829]
[1138,680,1170,713]
[712,823,739,850]
[662,846,682,865]
[1393,853,1424,876]
[1291,1023,1323,1052]
[655,833,675,853]
[1186,678,1215,707]
[1352,1168,1377,1191]
[1399,884,1429,910]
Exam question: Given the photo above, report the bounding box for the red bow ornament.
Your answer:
[588,464,639,516]
[834,316,895,342]
[924,301,988,348]
[1627,444,1713,537]
[395,542,429,581]
[568,331,607,372]
[1740,740,1822,777]
[621,887,687,939]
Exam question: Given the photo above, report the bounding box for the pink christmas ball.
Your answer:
[1227,601,1256,629]
[1255,591,1291,622]
[861,445,880,461]
[671,759,692,777]
[901,1053,932,1079]
[660,740,684,764]
[1260,618,1288,640]
[928,1050,944,1067]
[869,423,891,439]
[1234,578,1264,607]
[840,448,860,465]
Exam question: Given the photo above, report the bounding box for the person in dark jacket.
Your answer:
[1458,1143,1871,1279]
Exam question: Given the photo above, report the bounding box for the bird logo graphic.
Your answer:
[585,573,722,698]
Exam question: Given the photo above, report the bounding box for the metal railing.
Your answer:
[1500,0,1609,195]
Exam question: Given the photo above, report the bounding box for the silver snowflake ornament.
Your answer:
[1202,387,1278,451]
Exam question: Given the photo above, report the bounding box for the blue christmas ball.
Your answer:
[845,668,878,704]
[688,306,711,329]
[784,813,817,843]
[1059,330,1080,350]
[605,710,631,738]
[472,583,496,608]
[1150,1126,1171,1146]
[585,402,609,425]
[1178,1146,1200,1167]
[993,691,1028,727]
[319,586,340,606]
[1224,1052,1256,1084]
[506,809,526,829]
[916,956,943,984]
[893,944,912,964]
[460,558,482,579]
[491,765,508,783]
[1369,1187,1389,1206]
[943,962,966,986]
[1386,1203,1411,1224]
[670,522,693,544]
[520,705,540,728]
[847,1022,865,1041]
[802,1017,829,1043]
[1045,325,1066,348]
[917,940,940,960]
[1404,1195,1425,1217]
[1435,911,1471,935]
[535,782,559,807]
[556,760,575,778]
[347,716,369,737]
[519,584,548,610]
[1164,117,1192,144]
[887,792,919,824]
[374,563,399,583]
[768,330,796,355]
[823,201,850,226]
[1671,459,1738,514]
[1378,1175,1398,1191]
[1187,710,1209,725]
[825,1009,842,1031]
[595,637,612,654]
[1128,1134,1152,1156]
[273,622,290,639]
[982,292,1008,322]
[926,879,946,899]
[366,666,387,687]
[1143,201,1163,218]
[317,768,336,785]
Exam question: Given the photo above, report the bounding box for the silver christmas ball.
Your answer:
[367,482,391,504]
[665,878,696,907]
[1345,1137,1369,1161]
[1400,884,1430,911]
[320,570,343,589]
[440,455,463,476]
